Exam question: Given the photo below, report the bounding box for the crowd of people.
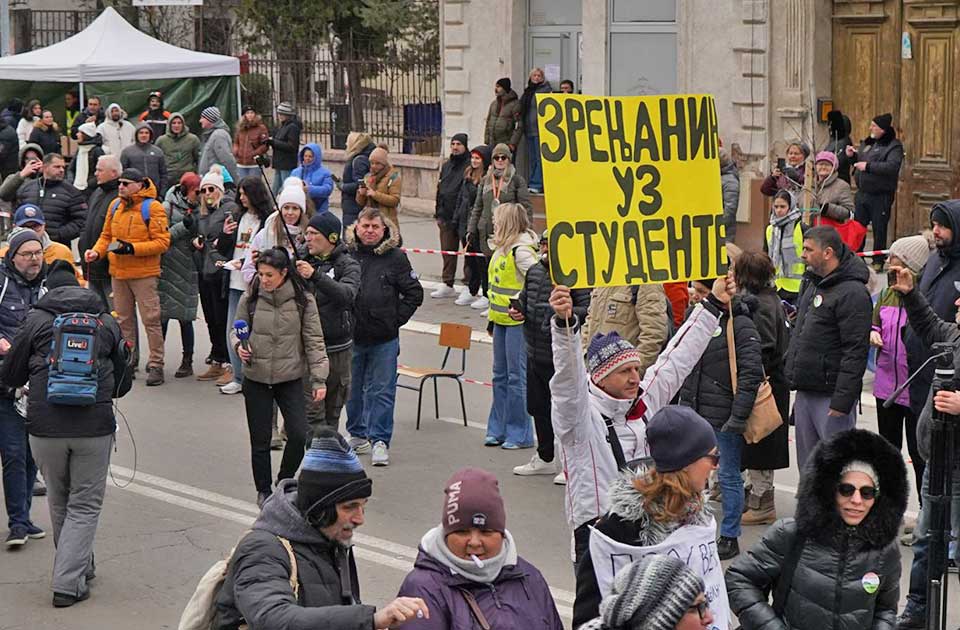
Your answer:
[0,77,955,630]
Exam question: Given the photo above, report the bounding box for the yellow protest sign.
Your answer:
[536,93,727,288]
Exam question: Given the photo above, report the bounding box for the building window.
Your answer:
[608,0,677,96]
[612,0,677,23]
[529,0,582,26]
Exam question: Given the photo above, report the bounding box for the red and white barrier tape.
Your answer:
[401,247,486,257]
[857,250,889,257]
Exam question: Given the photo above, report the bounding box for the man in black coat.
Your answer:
[295,212,361,438]
[79,154,121,310]
[783,225,872,472]
[846,112,904,267]
[431,133,470,298]
[0,116,19,179]
[15,153,87,246]
[1,261,131,607]
[69,95,105,141]
[266,102,302,194]
[215,430,428,629]
[343,209,423,466]
[510,230,590,480]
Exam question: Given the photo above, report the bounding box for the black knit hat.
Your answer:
[297,429,372,516]
[119,167,145,183]
[308,212,342,245]
[45,259,79,291]
[873,113,893,132]
[646,405,717,472]
[451,132,468,147]
[496,77,511,92]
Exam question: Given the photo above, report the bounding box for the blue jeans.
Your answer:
[715,430,744,538]
[226,288,244,384]
[487,324,533,446]
[272,169,292,194]
[237,166,259,181]
[0,398,36,530]
[345,338,399,446]
[903,466,960,618]
[527,135,543,191]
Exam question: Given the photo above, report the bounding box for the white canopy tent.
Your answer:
[0,7,241,116]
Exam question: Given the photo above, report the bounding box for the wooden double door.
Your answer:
[833,0,960,235]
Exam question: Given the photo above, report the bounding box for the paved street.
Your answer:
[1,213,957,629]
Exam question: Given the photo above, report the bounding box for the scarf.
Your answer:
[768,207,802,274]
[72,144,93,191]
[420,525,517,584]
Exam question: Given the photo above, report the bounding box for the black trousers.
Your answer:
[528,358,555,462]
[243,377,307,493]
[198,277,229,363]
[854,190,894,261]
[876,399,925,503]
[573,517,598,567]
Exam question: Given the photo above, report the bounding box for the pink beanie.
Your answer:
[815,151,839,170]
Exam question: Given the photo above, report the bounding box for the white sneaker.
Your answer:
[455,289,475,306]
[480,309,489,317]
[470,296,489,309]
[553,472,566,485]
[371,441,389,466]
[431,285,457,299]
[513,453,558,476]
[219,381,242,395]
[348,437,372,454]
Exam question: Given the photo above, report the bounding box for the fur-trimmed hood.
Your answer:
[344,216,401,256]
[795,428,907,550]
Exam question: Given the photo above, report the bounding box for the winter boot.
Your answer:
[174,354,193,378]
[741,489,777,526]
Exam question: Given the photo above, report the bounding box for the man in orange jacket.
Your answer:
[84,167,170,386]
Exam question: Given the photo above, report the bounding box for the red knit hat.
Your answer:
[441,467,506,535]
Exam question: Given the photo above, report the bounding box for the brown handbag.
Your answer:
[726,314,783,444]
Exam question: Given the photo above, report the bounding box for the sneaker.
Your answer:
[6,526,28,548]
[33,478,47,496]
[174,355,193,378]
[484,436,504,447]
[25,523,45,539]
[501,442,534,450]
[52,590,89,608]
[220,381,242,395]
[553,471,566,485]
[196,363,225,381]
[900,531,915,547]
[896,614,925,630]
[455,289,476,306]
[145,366,164,386]
[431,284,457,299]
[470,296,489,310]
[371,441,389,466]
[215,366,235,386]
[348,437,372,454]
[717,536,740,560]
[513,454,557,476]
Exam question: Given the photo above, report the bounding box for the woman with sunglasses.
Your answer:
[231,247,328,508]
[240,179,312,285]
[726,428,906,630]
[573,406,730,630]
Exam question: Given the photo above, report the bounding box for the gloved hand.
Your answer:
[721,416,746,434]
[182,212,195,231]
[264,137,274,147]
[113,240,135,255]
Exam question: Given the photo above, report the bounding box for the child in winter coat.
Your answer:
[871,234,932,499]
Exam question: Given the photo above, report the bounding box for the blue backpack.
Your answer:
[46,312,103,406]
[109,198,153,226]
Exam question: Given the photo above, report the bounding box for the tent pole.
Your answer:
[79,82,85,109]
[235,75,242,120]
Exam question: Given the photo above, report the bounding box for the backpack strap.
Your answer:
[458,588,492,630]
[771,532,806,616]
[276,536,300,600]
[109,198,152,227]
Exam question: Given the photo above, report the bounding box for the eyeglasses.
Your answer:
[118,180,137,187]
[687,601,709,620]
[201,187,219,194]
[15,250,43,260]
[703,453,720,466]
[492,155,509,162]
[837,483,878,500]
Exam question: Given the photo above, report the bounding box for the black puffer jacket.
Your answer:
[783,245,872,413]
[0,286,132,439]
[16,177,88,245]
[302,241,362,354]
[0,117,18,178]
[905,200,960,418]
[852,128,904,195]
[345,218,424,346]
[435,151,469,223]
[80,178,119,282]
[340,143,374,229]
[270,116,302,172]
[215,479,375,630]
[726,429,907,630]
[519,257,590,367]
[678,298,763,430]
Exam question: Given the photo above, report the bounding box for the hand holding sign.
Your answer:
[549,285,573,320]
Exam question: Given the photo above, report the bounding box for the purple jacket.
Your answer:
[873,291,910,406]
[397,549,564,630]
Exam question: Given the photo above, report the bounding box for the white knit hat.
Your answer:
[199,171,224,193]
[277,184,306,211]
[77,122,98,139]
[840,460,879,491]
[888,234,932,274]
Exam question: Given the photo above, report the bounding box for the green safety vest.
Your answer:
[488,245,535,326]
[766,222,805,294]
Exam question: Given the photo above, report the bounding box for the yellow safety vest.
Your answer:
[766,222,805,294]
[488,245,535,326]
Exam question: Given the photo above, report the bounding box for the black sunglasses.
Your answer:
[492,155,509,161]
[837,483,878,501]
[687,601,709,620]
[201,186,219,194]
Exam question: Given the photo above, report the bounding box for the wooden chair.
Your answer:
[397,322,471,429]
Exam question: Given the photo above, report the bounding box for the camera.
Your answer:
[887,270,897,287]
[254,153,271,168]
[776,157,786,171]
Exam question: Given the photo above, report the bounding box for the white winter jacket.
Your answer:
[550,299,722,530]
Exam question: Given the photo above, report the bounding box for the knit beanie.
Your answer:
[199,171,224,193]
[277,184,306,211]
[931,204,953,232]
[77,122,98,139]
[308,212,342,244]
[586,331,642,386]
[580,555,705,630]
[840,460,880,491]
[441,467,506,535]
[888,234,932,274]
[492,143,513,162]
[873,112,893,132]
[451,132,469,147]
[200,106,222,124]
[276,102,295,116]
[645,405,717,473]
[814,150,838,170]
[496,77,512,92]
[6,227,41,257]
[45,259,78,291]
[297,429,372,514]
[179,172,201,194]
